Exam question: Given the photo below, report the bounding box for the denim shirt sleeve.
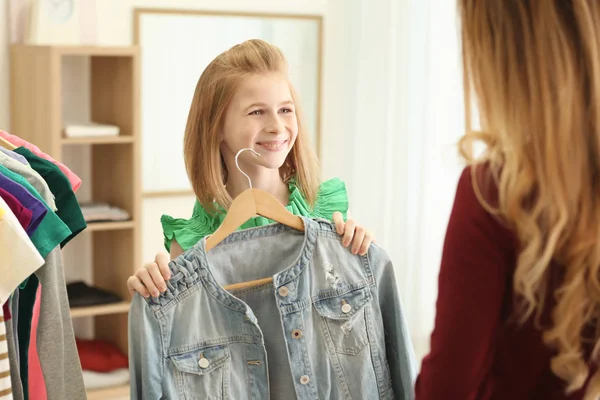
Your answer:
[129,294,164,399]
[371,245,417,399]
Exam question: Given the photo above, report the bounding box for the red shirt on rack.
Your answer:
[415,166,591,400]
[0,188,32,231]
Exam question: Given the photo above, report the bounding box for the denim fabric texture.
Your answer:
[129,217,416,399]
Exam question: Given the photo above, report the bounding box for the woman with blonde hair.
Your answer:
[417,1,600,399]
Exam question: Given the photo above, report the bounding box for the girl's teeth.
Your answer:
[262,142,284,149]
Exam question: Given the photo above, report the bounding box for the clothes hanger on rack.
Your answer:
[207,148,305,291]
[0,136,16,150]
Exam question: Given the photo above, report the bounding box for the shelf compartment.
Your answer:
[70,301,131,318]
[91,144,136,217]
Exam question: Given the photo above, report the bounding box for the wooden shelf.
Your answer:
[87,384,130,400]
[56,45,138,57]
[10,43,140,368]
[85,221,135,232]
[12,44,138,58]
[61,136,135,145]
[142,189,194,198]
[70,301,131,318]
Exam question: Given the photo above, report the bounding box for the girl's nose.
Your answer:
[265,115,284,135]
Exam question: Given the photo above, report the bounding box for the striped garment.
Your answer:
[0,313,12,400]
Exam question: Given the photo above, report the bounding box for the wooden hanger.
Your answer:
[206,148,305,291]
[0,136,16,150]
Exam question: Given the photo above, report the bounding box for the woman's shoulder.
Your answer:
[457,163,502,211]
[453,164,515,247]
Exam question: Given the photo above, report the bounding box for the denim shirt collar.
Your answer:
[151,216,319,316]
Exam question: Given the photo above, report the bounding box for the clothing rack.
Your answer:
[0,136,16,150]
[0,130,87,399]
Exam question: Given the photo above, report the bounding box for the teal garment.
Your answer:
[0,165,71,258]
[160,178,349,252]
[14,147,87,247]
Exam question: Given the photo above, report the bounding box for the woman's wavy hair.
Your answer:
[459,0,600,396]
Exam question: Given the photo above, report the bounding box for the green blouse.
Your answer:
[161,178,348,252]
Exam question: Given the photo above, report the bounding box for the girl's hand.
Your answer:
[127,252,171,298]
[332,212,375,256]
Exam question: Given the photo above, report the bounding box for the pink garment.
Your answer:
[0,130,82,192]
[29,284,47,400]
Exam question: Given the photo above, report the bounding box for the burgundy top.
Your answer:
[415,166,591,400]
[0,187,32,230]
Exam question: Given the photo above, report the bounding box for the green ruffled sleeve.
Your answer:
[312,177,349,221]
[160,201,220,252]
[161,177,349,252]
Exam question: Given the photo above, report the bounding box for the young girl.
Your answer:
[417,1,600,399]
[127,39,374,298]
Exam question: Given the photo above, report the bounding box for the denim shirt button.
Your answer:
[198,356,210,369]
[278,286,289,297]
[300,375,310,385]
[341,302,352,314]
[292,329,303,339]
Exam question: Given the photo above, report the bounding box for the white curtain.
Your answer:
[324,0,466,363]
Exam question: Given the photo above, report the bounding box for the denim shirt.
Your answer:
[129,217,416,399]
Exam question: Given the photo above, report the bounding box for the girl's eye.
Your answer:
[281,108,293,114]
[249,109,263,115]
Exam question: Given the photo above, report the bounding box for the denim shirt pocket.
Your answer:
[170,345,231,400]
[314,285,373,356]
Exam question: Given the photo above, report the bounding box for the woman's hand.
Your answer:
[332,212,375,256]
[127,252,171,298]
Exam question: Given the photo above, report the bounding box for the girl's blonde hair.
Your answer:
[183,39,320,213]
[459,0,600,396]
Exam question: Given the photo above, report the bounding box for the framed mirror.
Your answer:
[134,9,323,195]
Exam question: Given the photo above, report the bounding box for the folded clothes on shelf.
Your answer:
[82,368,130,390]
[79,202,130,223]
[63,122,120,138]
[67,281,122,308]
[76,338,129,373]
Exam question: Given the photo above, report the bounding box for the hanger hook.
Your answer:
[235,148,261,189]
